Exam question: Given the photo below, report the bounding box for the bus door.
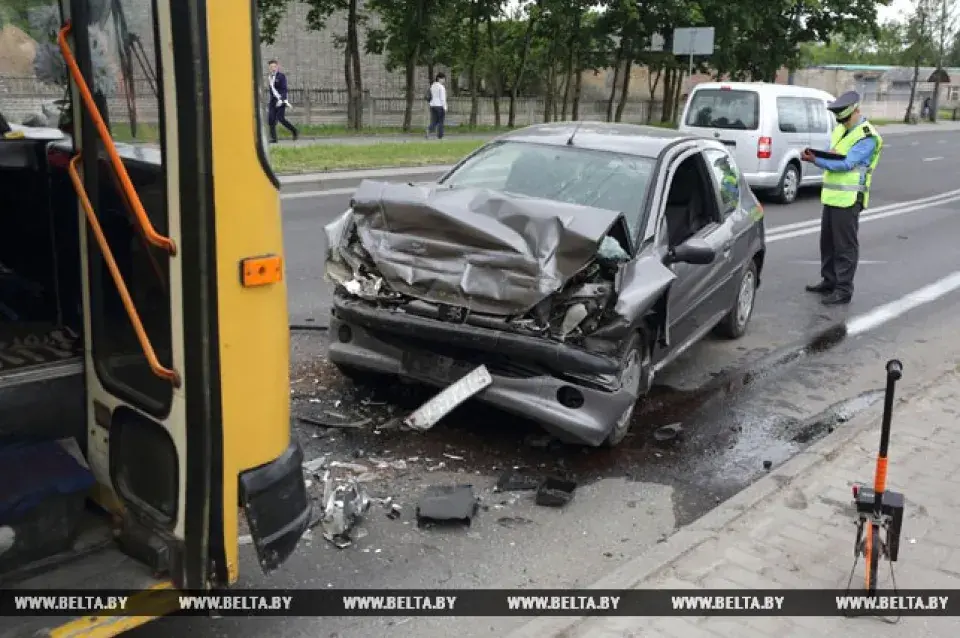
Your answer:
[61,0,211,588]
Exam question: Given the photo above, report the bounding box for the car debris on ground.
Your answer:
[535,477,577,507]
[416,485,479,527]
[320,473,371,549]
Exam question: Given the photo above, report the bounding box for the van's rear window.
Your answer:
[685,89,759,130]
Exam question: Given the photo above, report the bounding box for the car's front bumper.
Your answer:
[328,301,637,446]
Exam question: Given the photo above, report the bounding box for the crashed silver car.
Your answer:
[323,122,766,447]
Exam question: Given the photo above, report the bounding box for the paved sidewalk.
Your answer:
[509,367,960,638]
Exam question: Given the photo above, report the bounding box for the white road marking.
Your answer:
[911,141,920,146]
[846,270,960,337]
[791,260,887,265]
[766,190,960,241]
[922,156,943,162]
[768,194,960,242]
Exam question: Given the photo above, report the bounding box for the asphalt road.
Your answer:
[135,128,960,638]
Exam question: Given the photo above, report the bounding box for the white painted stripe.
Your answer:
[922,156,943,161]
[768,194,960,242]
[765,188,960,236]
[281,187,357,200]
[791,260,886,265]
[846,270,960,337]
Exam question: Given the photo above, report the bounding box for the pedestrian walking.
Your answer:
[267,59,298,143]
[426,72,447,139]
[800,91,883,306]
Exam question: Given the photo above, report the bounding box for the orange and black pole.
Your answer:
[874,360,902,510]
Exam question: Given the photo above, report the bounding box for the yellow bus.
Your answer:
[0,1,308,635]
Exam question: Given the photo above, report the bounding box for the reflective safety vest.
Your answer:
[821,120,883,209]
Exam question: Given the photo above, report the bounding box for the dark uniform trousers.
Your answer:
[820,197,862,296]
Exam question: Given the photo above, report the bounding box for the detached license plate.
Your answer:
[401,351,473,384]
[404,365,493,431]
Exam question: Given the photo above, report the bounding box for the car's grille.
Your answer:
[372,330,547,379]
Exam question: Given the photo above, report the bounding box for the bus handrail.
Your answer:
[58,20,177,256]
[68,154,181,387]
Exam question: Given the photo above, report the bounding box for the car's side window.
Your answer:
[662,152,721,248]
[703,149,741,218]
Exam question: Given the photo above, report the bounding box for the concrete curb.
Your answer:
[278,165,452,184]
[505,363,959,638]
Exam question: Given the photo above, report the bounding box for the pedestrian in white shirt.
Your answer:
[426,72,447,139]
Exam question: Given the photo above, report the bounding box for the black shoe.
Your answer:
[805,281,833,294]
[821,291,852,306]
[292,131,299,141]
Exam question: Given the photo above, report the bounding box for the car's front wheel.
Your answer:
[715,259,758,339]
[602,341,647,447]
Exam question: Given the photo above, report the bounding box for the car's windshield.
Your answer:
[440,141,655,237]
[685,89,760,130]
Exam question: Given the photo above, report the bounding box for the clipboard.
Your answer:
[807,148,846,161]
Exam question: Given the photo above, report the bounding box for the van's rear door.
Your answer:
[681,87,762,175]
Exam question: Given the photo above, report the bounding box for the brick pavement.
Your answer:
[510,368,960,638]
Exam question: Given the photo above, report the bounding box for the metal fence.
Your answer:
[2,76,673,128]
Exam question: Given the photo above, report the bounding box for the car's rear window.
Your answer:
[685,89,760,130]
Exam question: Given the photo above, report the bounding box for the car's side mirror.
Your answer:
[665,237,717,265]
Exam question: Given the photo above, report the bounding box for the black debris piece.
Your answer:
[495,471,541,493]
[763,460,773,470]
[535,477,577,507]
[653,422,683,446]
[416,485,479,526]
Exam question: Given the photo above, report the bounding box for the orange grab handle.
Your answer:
[58,20,176,256]
[873,455,888,495]
[68,154,181,387]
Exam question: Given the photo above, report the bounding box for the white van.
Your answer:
[678,82,836,204]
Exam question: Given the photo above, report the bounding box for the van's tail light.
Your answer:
[757,137,772,159]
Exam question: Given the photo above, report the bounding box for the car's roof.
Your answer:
[494,121,698,159]
[691,81,835,102]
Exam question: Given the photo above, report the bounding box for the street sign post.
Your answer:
[672,27,715,80]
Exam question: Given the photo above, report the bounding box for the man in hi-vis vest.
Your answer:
[800,91,883,306]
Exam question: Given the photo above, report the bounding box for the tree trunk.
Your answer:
[468,0,480,126]
[427,62,435,86]
[344,37,356,129]
[905,61,920,123]
[347,0,363,130]
[571,60,583,120]
[544,29,560,122]
[673,68,684,123]
[661,68,674,123]
[606,40,624,122]
[561,12,580,121]
[615,58,632,122]
[646,65,662,123]
[485,11,501,127]
[509,0,542,127]
[402,54,418,131]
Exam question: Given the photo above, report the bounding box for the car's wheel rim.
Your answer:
[737,269,757,329]
[783,168,798,201]
[615,350,643,431]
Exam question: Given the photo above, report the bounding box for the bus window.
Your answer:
[80,0,174,416]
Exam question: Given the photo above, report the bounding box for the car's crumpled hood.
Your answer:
[331,179,630,315]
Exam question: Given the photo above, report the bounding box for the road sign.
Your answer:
[672,27,715,56]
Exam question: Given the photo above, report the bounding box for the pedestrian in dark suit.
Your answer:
[267,60,298,143]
